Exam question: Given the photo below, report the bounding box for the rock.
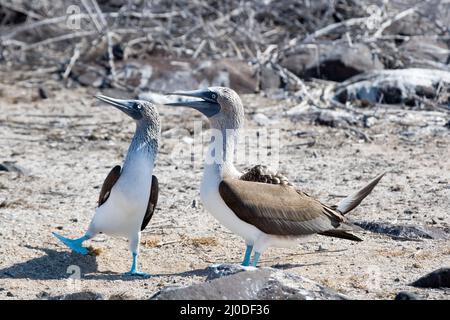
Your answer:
[259,66,281,90]
[363,115,377,128]
[133,57,258,94]
[395,291,419,300]
[38,86,48,99]
[411,268,450,288]
[49,291,105,300]
[36,291,50,299]
[280,43,383,82]
[108,293,136,300]
[151,264,348,300]
[74,69,104,88]
[253,113,275,126]
[0,162,27,175]
[399,37,450,68]
[334,68,450,106]
[354,220,450,240]
[315,110,358,128]
[116,63,152,89]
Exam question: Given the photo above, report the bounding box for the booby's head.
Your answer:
[165,87,244,130]
[95,94,160,149]
[95,94,160,124]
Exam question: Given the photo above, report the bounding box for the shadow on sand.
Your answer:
[0,245,215,281]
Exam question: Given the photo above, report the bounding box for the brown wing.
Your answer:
[141,175,159,231]
[98,165,121,207]
[219,178,347,236]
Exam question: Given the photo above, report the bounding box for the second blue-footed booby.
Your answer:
[53,95,161,277]
[166,87,384,267]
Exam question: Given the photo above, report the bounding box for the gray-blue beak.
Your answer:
[95,95,142,120]
[165,89,221,117]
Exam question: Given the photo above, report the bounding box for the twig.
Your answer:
[62,45,81,80]
[372,6,418,39]
[301,17,368,43]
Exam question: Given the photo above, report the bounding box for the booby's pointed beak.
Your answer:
[164,89,221,117]
[95,95,142,120]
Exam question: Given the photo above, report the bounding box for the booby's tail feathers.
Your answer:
[319,230,363,241]
[52,232,89,255]
[336,172,385,215]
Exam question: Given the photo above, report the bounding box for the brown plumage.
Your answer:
[219,165,370,241]
[240,165,292,186]
[141,175,159,231]
[98,165,121,206]
[97,165,159,231]
[220,179,347,235]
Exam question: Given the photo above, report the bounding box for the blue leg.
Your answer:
[52,232,90,255]
[242,245,253,266]
[125,253,151,277]
[252,252,261,267]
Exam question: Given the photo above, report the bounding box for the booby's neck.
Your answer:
[205,118,243,179]
[123,122,159,171]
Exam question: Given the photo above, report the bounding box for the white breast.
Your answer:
[89,153,154,238]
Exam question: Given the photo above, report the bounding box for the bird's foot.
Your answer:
[239,265,258,271]
[124,270,152,278]
[52,232,89,255]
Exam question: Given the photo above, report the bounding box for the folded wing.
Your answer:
[219,179,347,236]
[141,175,159,231]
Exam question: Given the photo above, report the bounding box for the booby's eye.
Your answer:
[211,93,217,100]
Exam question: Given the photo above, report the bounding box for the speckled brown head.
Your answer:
[165,87,244,130]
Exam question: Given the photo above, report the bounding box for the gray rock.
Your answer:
[75,70,104,88]
[151,264,348,300]
[253,113,276,126]
[133,58,258,94]
[0,162,27,175]
[315,110,359,128]
[49,291,105,300]
[395,291,419,300]
[411,268,450,288]
[400,37,450,68]
[259,66,281,91]
[281,43,383,82]
[354,220,449,240]
[334,68,450,106]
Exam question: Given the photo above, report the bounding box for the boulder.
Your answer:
[411,268,450,289]
[334,68,450,105]
[353,220,449,240]
[280,43,384,82]
[119,57,258,94]
[399,37,450,68]
[394,291,419,300]
[151,264,348,300]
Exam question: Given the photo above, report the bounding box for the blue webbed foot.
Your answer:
[126,252,151,277]
[52,232,89,255]
[124,270,152,278]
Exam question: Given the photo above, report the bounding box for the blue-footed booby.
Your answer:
[53,95,160,276]
[166,87,384,267]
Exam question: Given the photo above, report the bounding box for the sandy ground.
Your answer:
[0,79,449,300]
